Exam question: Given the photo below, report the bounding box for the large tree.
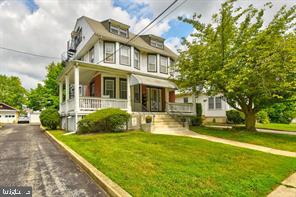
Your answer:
[27,62,63,110]
[176,0,296,131]
[0,75,27,110]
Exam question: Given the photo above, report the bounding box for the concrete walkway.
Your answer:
[205,125,296,136]
[268,173,296,197]
[152,129,296,157]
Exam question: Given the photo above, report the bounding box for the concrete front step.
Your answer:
[153,122,183,126]
[153,125,185,129]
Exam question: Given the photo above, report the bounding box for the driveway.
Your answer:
[0,124,107,197]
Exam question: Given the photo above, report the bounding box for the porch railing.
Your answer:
[167,102,194,114]
[79,97,128,111]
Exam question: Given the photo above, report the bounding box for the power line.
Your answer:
[0,46,60,60]
[142,0,188,35]
[96,0,179,65]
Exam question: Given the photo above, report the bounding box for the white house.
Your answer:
[0,103,19,124]
[176,93,232,123]
[58,17,196,132]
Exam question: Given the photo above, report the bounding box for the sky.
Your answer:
[0,0,294,90]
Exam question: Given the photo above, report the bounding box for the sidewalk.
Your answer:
[268,173,296,197]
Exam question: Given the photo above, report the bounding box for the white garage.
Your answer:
[0,103,19,124]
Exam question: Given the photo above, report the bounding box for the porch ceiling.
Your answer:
[67,68,97,85]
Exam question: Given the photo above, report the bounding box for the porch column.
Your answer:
[59,82,63,113]
[127,75,132,113]
[74,66,80,132]
[65,75,69,114]
[192,92,197,116]
[131,46,134,68]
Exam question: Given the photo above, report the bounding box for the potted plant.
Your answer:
[146,115,152,124]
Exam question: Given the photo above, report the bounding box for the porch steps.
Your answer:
[151,114,189,134]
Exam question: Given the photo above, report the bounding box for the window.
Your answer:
[183,97,188,103]
[215,97,222,109]
[160,56,168,74]
[90,81,95,97]
[147,54,157,72]
[151,39,164,49]
[104,42,115,63]
[104,77,116,98]
[134,49,140,69]
[134,85,140,103]
[89,47,94,63]
[208,97,214,110]
[120,44,130,66]
[110,25,128,38]
[120,78,127,99]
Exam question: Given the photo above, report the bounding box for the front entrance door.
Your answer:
[149,88,162,112]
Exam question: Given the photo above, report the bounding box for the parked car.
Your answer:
[18,116,30,124]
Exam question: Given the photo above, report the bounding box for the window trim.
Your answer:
[89,47,94,63]
[183,97,189,103]
[159,55,168,74]
[215,96,222,110]
[119,44,131,66]
[208,97,215,110]
[103,77,116,98]
[147,54,157,73]
[134,48,140,70]
[150,39,164,49]
[119,78,127,99]
[103,41,116,64]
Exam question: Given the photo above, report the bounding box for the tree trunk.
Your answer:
[245,112,256,131]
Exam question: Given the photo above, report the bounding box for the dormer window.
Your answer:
[110,25,128,38]
[151,39,164,49]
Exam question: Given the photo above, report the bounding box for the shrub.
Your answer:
[256,110,270,124]
[191,116,203,126]
[146,115,152,123]
[265,102,296,124]
[226,110,245,124]
[78,108,130,133]
[40,108,60,130]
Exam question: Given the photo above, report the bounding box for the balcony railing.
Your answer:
[167,103,193,114]
[79,97,128,111]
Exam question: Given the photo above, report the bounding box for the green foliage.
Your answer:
[226,110,245,124]
[176,0,296,130]
[40,108,60,130]
[191,116,203,126]
[256,110,270,124]
[78,108,130,133]
[27,62,63,110]
[265,101,296,124]
[0,75,27,110]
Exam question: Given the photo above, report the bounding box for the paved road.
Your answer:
[0,124,107,197]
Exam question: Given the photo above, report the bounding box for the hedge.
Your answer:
[78,108,130,133]
[226,110,245,124]
[40,108,60,130]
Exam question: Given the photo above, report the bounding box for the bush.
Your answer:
[78,108,130,133]
[256,110,270,124]
[191,116,203,126]
[226,110,245,124]
[146,115,152,123]
[266,102,296,124]
[40,108,60,130]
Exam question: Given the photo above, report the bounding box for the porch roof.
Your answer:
[130,74,177,89]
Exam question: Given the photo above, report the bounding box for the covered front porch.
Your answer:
[58,61,196,115]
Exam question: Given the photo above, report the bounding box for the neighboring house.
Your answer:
[0,103,19,124]
[58,16,194,132]
[176,93,232,123]
[28,111,41,125]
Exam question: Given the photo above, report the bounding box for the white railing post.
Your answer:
[65,75,69,114]
[74,66,80,132]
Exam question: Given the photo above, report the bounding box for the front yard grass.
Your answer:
[191,126,296,152]
[256,123,296,132]
[51,130,296,196]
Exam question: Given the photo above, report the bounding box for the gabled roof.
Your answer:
[0,103,18,111]
[81,16,178,60]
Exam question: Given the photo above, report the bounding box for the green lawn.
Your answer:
[256,123,296,132]
[51,130,296,196]
[191,126,296,152]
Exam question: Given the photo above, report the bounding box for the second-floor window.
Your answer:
[89,47,94,63]
[148,54,157,72]
[120,44,130,66]
[134,49,140,69]
[160,56,168,74]
[104,42,115,63]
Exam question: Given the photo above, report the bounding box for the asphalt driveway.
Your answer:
[0,124,107,197]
